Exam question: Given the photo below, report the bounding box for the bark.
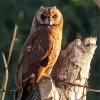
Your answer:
[38,37,97,100]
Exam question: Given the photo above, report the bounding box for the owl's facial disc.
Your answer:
[40,13,59,26]
[37,6,62,26]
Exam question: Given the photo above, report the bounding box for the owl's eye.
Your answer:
[41,14,47,20]
[52,14,57,19]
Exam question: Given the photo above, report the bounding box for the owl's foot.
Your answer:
[43,74,51,79]
[41,74,52,82]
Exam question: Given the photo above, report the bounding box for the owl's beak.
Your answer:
[47,19,52,26]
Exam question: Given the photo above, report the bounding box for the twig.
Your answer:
[0,89,16,92]
[88,88,100,92]
[66,82,100,93]
[1,24,18,100]
[77,88,100,100]
[8,24,18,65]
[1,52,8,100]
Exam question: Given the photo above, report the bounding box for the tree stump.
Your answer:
[27,37,97,100]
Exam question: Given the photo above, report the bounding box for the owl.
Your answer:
[15,6,63,100]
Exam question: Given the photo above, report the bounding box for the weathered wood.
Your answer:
[38,37,97,100]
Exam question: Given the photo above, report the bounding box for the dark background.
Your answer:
[0,0,100,100]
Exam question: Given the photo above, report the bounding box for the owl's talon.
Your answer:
[42,74,52,79]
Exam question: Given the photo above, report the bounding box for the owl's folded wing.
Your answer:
[15,29,53,100]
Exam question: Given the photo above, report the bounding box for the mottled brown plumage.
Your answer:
[15,6,63,100]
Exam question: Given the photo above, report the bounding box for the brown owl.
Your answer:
[15,6,63,100]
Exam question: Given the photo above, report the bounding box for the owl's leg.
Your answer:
[42,74,56,85]
[42,74,51,79]
[40,74,51,83]
[37,66,53,83]
[38,74,52,83]
[37,66,47,83]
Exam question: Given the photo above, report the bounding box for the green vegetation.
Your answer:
[0,0,100,100]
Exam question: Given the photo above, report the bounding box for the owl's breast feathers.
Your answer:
[37,28,62,82]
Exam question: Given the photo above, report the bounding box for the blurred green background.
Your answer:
[0,0,100,100]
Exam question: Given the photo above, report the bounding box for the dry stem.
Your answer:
[0,24,18,100]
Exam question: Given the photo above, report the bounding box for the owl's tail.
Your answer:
[15,87,30,100]
[15,79,39,100]
[26,85,41,100]
[14,85,41,100]
[14,88,23,100]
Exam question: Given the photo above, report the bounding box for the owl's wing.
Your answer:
[16,29,53,93]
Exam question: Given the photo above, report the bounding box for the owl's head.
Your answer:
[35,6,63,26]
